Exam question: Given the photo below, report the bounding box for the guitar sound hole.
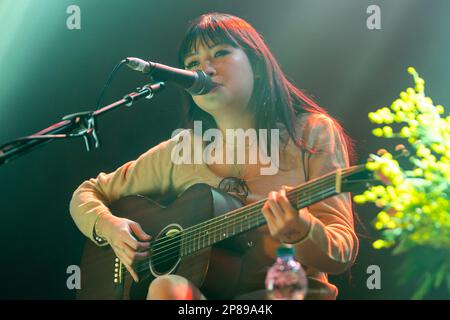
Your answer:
[150,231,182,275]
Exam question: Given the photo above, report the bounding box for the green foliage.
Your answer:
[354,68,450,299]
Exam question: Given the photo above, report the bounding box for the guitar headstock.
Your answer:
[339,164,380,194]
[339,145,410,194]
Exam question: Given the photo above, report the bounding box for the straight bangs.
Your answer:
[178,15,256,68]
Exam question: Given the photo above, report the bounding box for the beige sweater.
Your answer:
[69,113,359,299]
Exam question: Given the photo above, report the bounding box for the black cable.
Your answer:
[95,59,128,110]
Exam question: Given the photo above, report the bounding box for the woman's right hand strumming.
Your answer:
[96,214,151,282]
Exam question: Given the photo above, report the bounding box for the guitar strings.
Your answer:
[122,185,336,282]
[132,188,337,276]
[125,165,365,280]
[148,170,336,255]
[150,182,332,259]
[125,185,337,280]
[118,165,365,278]
[149,167,340,251]
[147,165,362,254]
[132,165,363,271]
[143,165,367,271]
[145,186,336,269]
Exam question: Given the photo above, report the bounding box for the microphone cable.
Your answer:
[95,59,128,110]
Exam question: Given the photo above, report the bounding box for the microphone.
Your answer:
[125,57,213,95]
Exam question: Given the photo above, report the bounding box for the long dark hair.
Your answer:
[177,12,355,163]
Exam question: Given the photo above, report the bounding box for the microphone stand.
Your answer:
[0,82,165,166]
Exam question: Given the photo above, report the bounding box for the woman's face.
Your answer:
[183,39,254,114]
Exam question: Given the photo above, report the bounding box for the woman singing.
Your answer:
[70,12,358,300]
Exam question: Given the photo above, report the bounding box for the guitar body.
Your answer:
[77,183,247,300]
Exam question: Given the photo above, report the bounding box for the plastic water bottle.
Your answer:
[265,245,308,300]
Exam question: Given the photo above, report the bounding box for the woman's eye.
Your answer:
[215,50,229,57]
[185,50,229,69]
[185,61,198,69]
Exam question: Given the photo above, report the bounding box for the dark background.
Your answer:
[0,0,449,299]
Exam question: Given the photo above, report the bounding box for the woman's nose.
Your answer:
[201,61,216,76]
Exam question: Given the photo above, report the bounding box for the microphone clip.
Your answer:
[62,111,100,151]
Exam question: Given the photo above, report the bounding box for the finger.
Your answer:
[113,248,139,282]
[262,202,276,225]
[122,242,150,260]
[278,189,297,218]
[261,203,278,236]
[116,251,139,282]
[281,185,294,191]
[122,260,139,282]
[122,231,149,252]
[130,222,152,242]
[133,251,150,260]
[122,253,133,267]
[120,242,139,261]
[267,192,283,220]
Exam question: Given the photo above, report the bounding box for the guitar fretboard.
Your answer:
[178,166,356,256]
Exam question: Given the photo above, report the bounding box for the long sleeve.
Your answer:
[292,114,359,275]
[69,135,180,245]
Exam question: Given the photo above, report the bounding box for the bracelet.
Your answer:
[93,212,108,244]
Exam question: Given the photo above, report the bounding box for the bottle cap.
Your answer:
[276,245,294,257]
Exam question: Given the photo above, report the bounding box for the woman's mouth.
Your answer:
[209,83,223,93]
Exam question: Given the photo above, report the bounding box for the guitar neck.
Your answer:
[180,166,361,257]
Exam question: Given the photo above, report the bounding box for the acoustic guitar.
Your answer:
[77,164,373,299]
